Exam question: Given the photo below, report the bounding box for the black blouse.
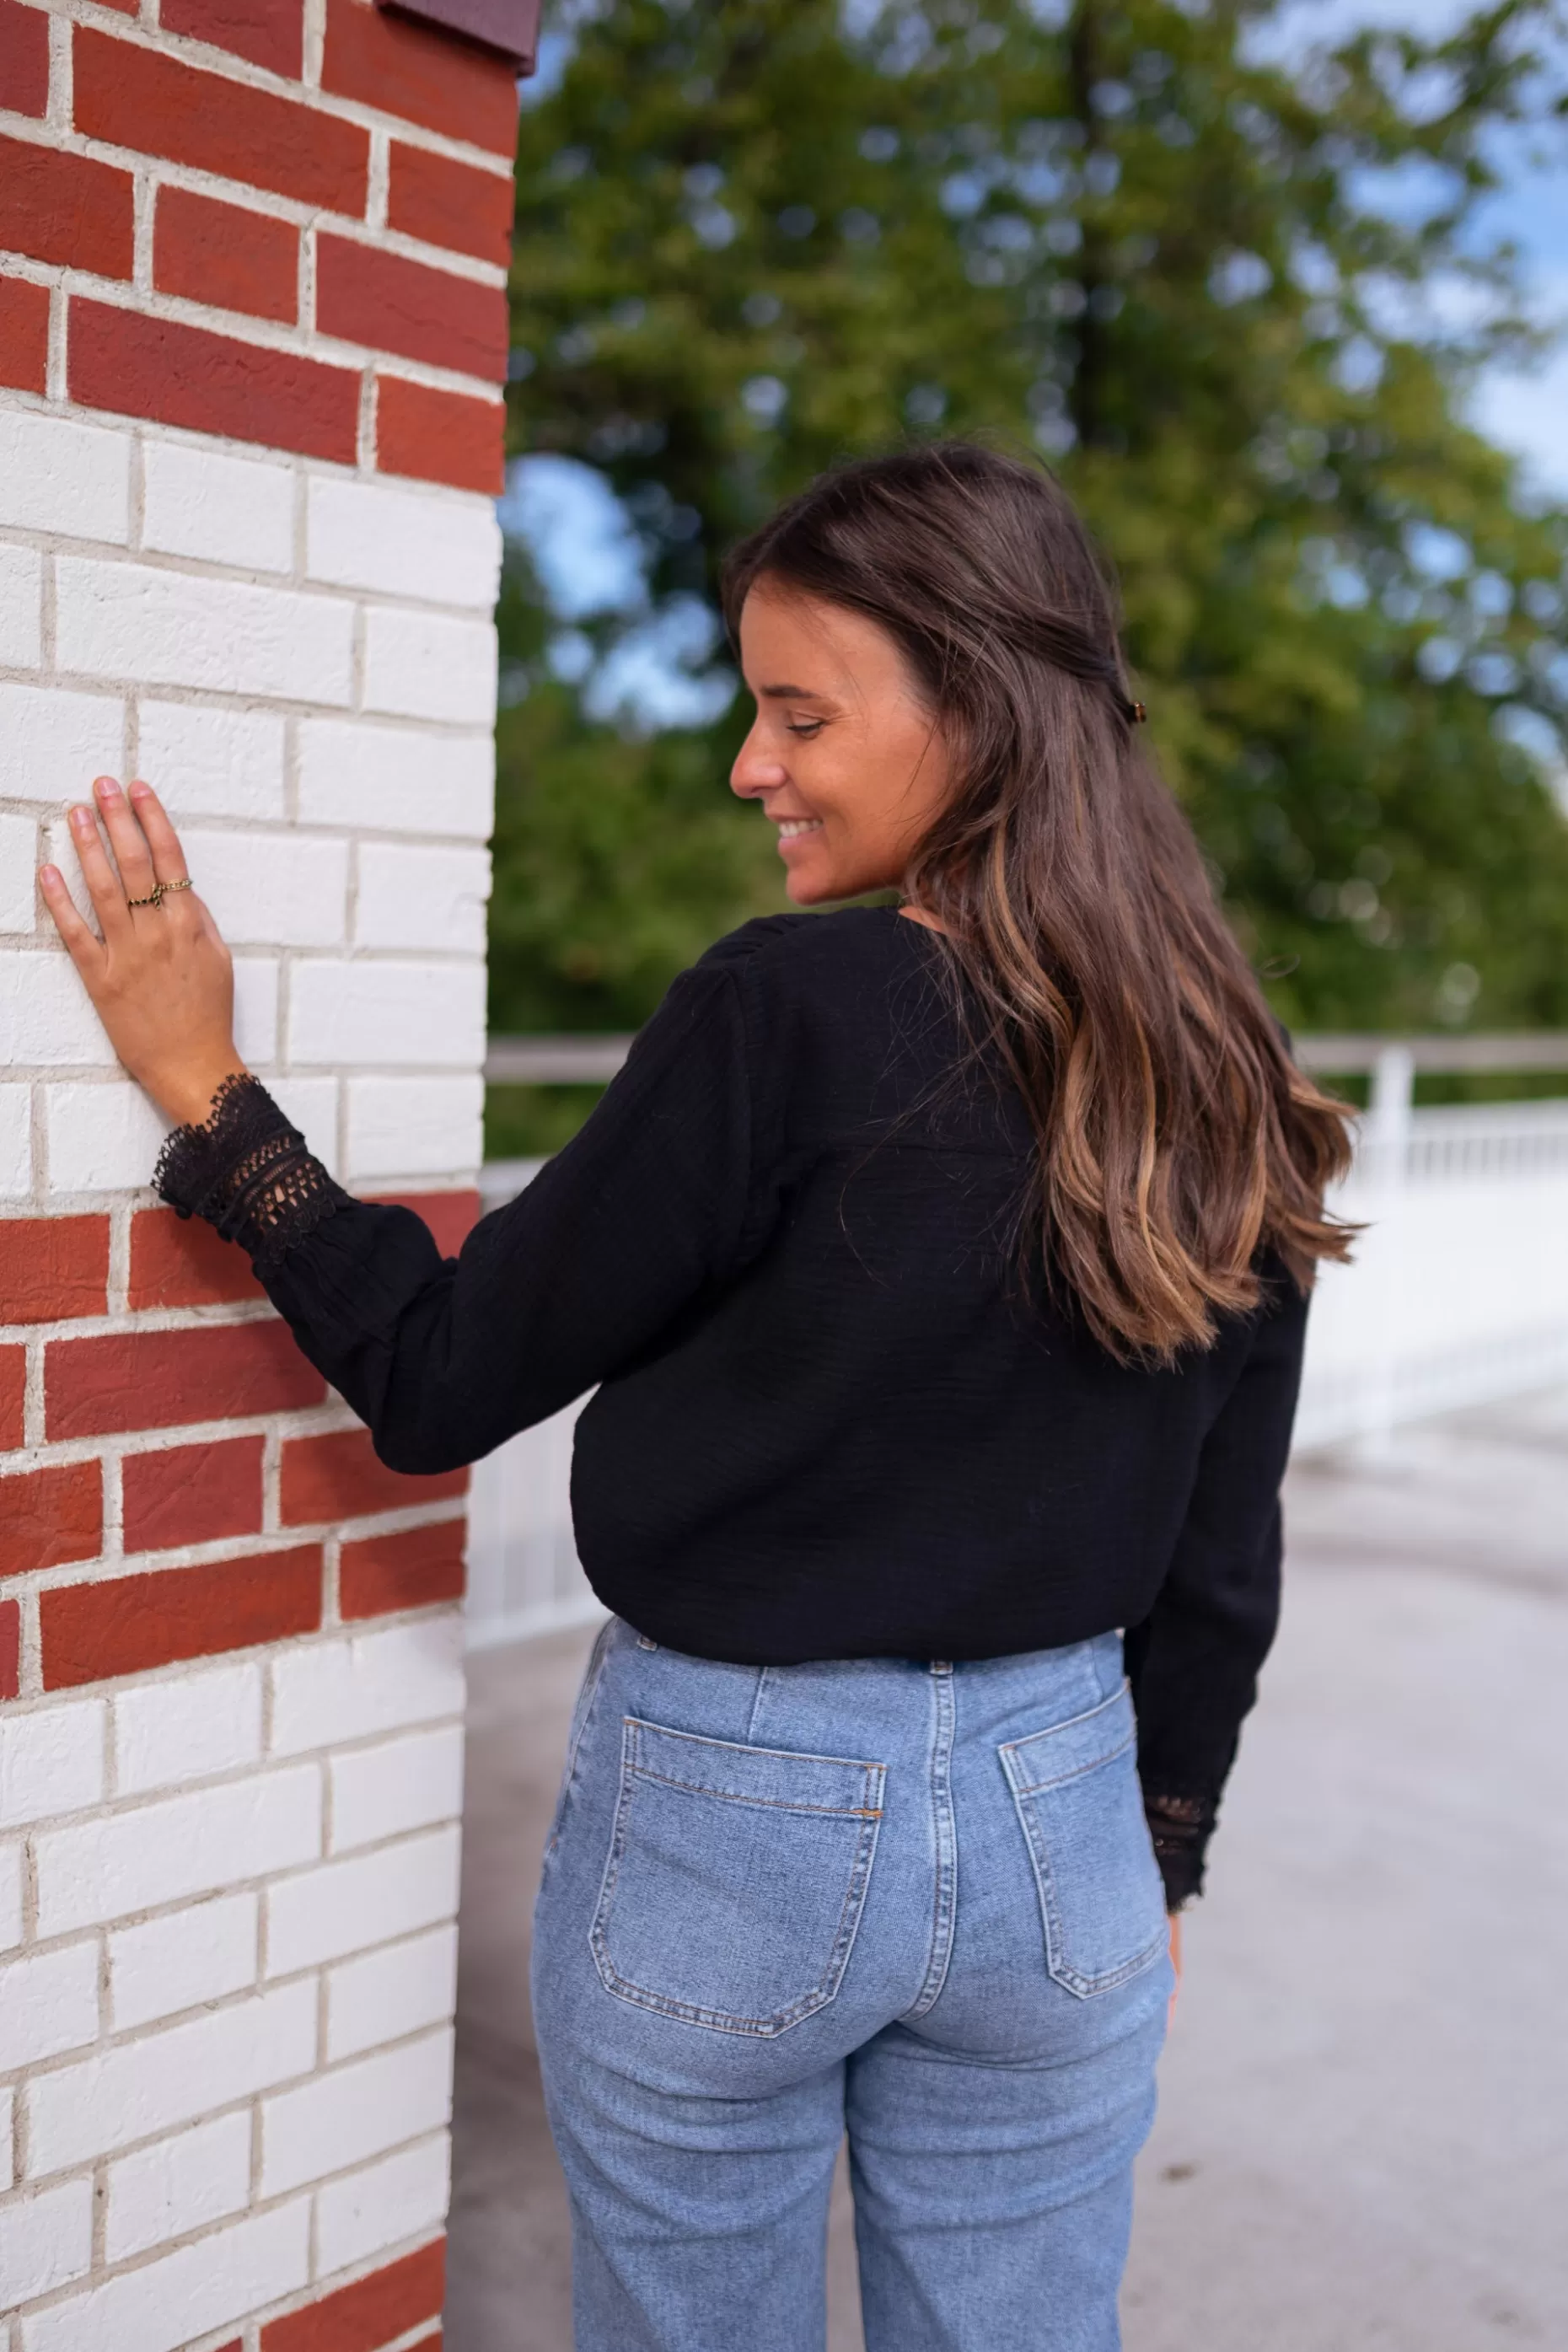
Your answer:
[157,907,1309,1905]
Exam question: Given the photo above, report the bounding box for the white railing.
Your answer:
[466,1039,1568,1646]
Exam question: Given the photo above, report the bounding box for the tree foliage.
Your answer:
[494,0,1568,1048]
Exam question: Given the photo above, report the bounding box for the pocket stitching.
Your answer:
[589,1718,885,2038]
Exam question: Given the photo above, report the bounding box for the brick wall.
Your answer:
[1,0,515,2340]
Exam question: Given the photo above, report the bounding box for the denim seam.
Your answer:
[588,1717,886,2037]
[1001,1726,1137,1800]
[906,1664,958,2020]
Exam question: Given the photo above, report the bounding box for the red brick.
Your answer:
[341,1516,464,1620]
[0,1347,22,1453]
[387,142,513,267]
[73,29,368,215]
[0,1596,18,1700]
[0,271,48,393]
[0,0,49,117]
[316,234,506,379]
[71,299,360,464]
[0,1460,103,1576]
[323,0,515,153]
[128,1207,266,1311]
[46,1318,325,1441]
[375,374,502,493]
[0,133,133,278]
[369,1190,482,1259]
[155,185,298,325]
[41,1543,321,1689]
[161,0,303,79]
[281,1428,466,1526]
[262,2240,446,2352]
[123,1434,265,1553]
[0,1218,110,1327]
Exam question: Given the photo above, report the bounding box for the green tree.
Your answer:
[495,0,1568,1068]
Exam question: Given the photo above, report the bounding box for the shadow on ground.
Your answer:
[446,1389,1568,2351]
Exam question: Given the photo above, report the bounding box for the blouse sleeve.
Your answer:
[154,959,756,1473]
[1125,1265,1309,1909]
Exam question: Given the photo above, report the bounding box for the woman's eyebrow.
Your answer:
[757,682,828,700]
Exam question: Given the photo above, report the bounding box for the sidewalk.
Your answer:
[444,1391,1568,2350]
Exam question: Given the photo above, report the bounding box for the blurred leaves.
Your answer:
[493,0,1568,1042]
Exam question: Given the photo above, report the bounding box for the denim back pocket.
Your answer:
[999,1680,1168,2000]
[590,1717,885,2037]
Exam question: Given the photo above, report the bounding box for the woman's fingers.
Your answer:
[67,798,135,941]
[93,775,159,905]
[126,781,191,889]
[40,863,107,976]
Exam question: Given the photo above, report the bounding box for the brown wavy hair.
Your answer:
[722,442,1355,1363]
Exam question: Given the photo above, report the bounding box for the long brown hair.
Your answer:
[722,441,1355,1363]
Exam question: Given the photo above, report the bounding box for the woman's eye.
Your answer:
[786,720,824,738]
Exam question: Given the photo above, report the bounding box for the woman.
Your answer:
[43,443,1351,2352]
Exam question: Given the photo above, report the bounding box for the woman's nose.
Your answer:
[729,733,788,799]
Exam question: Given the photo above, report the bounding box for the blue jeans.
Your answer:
[531,1619,1172,2352]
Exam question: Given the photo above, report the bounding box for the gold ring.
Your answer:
[126,889,164,909]
[160,877,193,894]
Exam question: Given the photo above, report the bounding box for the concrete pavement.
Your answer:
[444,1391,1568,2350]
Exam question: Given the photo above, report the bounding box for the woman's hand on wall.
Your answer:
[40,776,245,1130]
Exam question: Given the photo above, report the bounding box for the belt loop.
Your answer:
[929,1659,953,1676]
[636,1634,658,1651]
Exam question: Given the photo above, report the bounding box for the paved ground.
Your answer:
[445,1391,1568,2351]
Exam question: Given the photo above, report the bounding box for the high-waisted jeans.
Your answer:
[531,1619,1172,2352]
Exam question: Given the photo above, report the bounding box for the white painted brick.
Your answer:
[307,475,501,608]
[0,1839,22,1950]
[114,1662,263,1796]
[0,2175,93,2310]
[267,1076,341,1177]
[233,954,278,1065]
[110,1893,259,2033]
[0,2086,12,2190]
[0,1941,99,2070]
[260,2024,453,2196]
[326,1922,458,2062]
[0,408,131,543]
[105,2109,251,2263]
[137,701,286,823]
[56,560,354,706]
[330,1721,464,1855]
[0,681,124,807]
[181,827,348,948]
[362,607,497,725]
[0,1082,30,1196]
[0,1700,105,1832]
[0,809,35,932]
[344,1074,483,1182]
[45,1081,165,1193]
[0,949,110,1067]
[314,2130,449,2274]
[287,959,486,1068]
[142,442,294,575]
[296,716,494,838]
[21,2197,310,2352]
[0,542,44,668]
[29,1979,316,2174]
[267,1823,460,1977]
[355,842,490,954]
[269,1619,464,1759]
[35,1764,320,1938]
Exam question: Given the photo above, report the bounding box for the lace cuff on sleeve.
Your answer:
[153,1072,351,1273]
[1143,1791,1216,1913]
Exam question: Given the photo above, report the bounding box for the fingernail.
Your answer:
[130,781,151,801]
[94,776,122,801]
[40,865,60,887]
[70,804,93,830]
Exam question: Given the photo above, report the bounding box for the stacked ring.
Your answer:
[126,878,194,910]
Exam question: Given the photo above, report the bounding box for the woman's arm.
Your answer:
[43,778,759,1469]
[1125,1265,1309,1909]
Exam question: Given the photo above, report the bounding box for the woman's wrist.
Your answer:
[155,1057,250,1131]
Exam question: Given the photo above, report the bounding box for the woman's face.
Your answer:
[731,580,953,905]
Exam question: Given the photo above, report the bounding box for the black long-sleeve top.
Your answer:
[157,907,1308,1904]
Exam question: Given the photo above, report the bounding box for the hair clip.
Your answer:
[1130,701,1148,724]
